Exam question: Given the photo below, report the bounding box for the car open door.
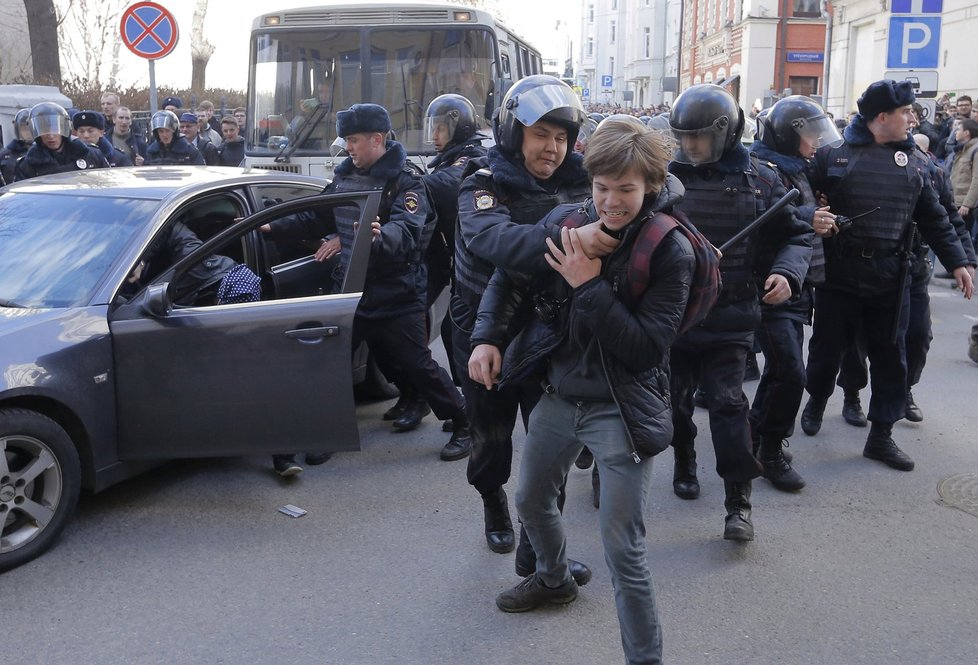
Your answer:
[109,191,379,460]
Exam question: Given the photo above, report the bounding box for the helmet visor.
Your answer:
[508,84,585,130]
[792,114,843,149]
[151,112,176,132]
[670,124,727,165]
[32,113,70,138]
[424,112,459,145]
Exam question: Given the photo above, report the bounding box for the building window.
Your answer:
[609,57,615,76]
[612,0,618,8]
[611,21,617,44]
[644,27,651,58]
[587,37,594,57]
[792,0,821,17]
[788,76,819,96]
[588,3,594,23]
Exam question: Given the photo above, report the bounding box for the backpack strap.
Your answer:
[626,212,679,303]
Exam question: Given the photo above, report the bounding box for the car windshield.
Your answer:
[0,192,157,308]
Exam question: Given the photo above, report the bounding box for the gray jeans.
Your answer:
[516,393,663,665]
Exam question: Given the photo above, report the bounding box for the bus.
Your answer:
[243,1,543,177]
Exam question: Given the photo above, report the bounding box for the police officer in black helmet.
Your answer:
[454,75,604,575]
[14,102,109,181]
[0,109,33,185]
[748,95,843,492]
[801,79,974,471]
[381,95,489,437]
[667,84,812,541]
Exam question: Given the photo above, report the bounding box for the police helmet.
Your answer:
[762,95,843,156]
[424,94,477,147]
[13,108,33,142]
[754,107,770,143]
[29,102,71,140]
[493,75,587,155]
[669,84,745,164]
[151,110,180,136]
[647,113,671,135]
[588,112,606,124]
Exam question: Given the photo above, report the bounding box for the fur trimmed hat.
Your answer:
[162,96,184,109]
[336,103,392,138]
[72,110,105,131]
[857,80,916,120]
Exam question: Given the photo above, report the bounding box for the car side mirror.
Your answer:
[144,283,172,317]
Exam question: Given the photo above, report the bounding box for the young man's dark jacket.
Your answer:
[471,174,695,459]
[267,140,434,319]
[810,115,970,297]
[217,139,245,166]
[190,135,221,166]
[423,136,487,288]
[668,143,812,334]
[0,139,30,184]
[453,145,591,334]
[14,137,110,181]
[145,134,205,165]
[106,127,148,161]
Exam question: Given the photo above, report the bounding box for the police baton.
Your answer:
[716,188,801,255]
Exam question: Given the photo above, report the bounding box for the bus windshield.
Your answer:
[249,27,495,156]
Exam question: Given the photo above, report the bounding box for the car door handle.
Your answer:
[285,326,339,343]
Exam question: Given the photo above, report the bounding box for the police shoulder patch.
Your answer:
[474,189,496,210]
[452,156,469,167]
[404,191,421,213]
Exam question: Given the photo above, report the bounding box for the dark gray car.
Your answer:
[0,166,380,572]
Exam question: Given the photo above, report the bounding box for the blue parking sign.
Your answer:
[601,75,613,88]
[890,0,942,13]
[886,16,941,68]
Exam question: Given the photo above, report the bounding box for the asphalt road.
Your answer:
[2,278,977,665]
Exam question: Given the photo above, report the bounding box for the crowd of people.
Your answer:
[2,76,976,664]
[0,92,250,184]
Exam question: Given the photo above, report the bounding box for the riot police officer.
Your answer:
[802,79,974,472]
[748,95,843,492]
[14,102,109,181]
[667,84,812,540]
[382,94,489,440]
[453,75,597,572]
[0,109,33,184]
[144,110,205,165]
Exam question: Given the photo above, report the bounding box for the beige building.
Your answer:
[0,1,34,83]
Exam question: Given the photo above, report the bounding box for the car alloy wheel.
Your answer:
[0,408,80,573]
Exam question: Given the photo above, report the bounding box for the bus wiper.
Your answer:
[0,298,24,308]
[276,103,331,163]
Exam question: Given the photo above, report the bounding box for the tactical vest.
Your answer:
[823,143,922,247]
[673,164,762,305]
[453,168,591,326]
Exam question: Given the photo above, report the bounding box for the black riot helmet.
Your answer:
[13,108,33,142]
[493,75,587,155]
[150,110,180,138]
[29,102,71,140]
[424,93,477,148]
[761,95,843,157]
[669,84,745,164]
[754,107,770,143]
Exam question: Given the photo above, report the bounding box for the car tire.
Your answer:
[354,354,400,402]
[0,408,81,573]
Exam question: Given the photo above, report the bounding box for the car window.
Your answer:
[0,191,157,308]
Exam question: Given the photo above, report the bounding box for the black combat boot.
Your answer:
[800,395,827,435]
[382,387,414,421]
[842,390,868,427]
[904,390,923,422]
[391,396,431,432]
[514,526,592,586]
[863,422,915,471]
[482,487,515,553]
[723,480,754,542]
[440,412,472,461]
[758,437,805,492]
[672,443,700,500]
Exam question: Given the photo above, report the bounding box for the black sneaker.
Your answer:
[495,573,578,613]
[904,391,923,422]
[305,451,332,466]
[272,455,303,477]
[514,557,592,587]
[439,427,472,461]
[842,393,868,427]
[382,394,412,421]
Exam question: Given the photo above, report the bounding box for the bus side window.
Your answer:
[500,53,510,78]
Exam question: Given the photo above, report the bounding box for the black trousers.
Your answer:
[806,285,911,424]
[670,329,763,483]
[451,320,543,496]
[749,310,808,441]
[355,311,464,420]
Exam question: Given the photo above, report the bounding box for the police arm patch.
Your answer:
[404,191,420,214]
[474,189,496,210]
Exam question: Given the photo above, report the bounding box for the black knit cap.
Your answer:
[857,79,916,119]
[336,103,392,138]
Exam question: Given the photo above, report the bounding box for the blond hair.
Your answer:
[583,115,670,194]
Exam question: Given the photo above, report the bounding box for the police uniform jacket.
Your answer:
[95,136,132,167]
[669,143,812,334]
[423,137,487,284]
[269,141,433,320]
[145,135,205,166]
[14,137,110,181]
[810,116,970,297]
[471,176,695,459]
[0,140,29,185]
[453,146,591,334]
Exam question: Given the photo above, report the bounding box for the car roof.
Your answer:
[1,166,325,201]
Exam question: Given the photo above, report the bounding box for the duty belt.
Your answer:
[835,244,901,259]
